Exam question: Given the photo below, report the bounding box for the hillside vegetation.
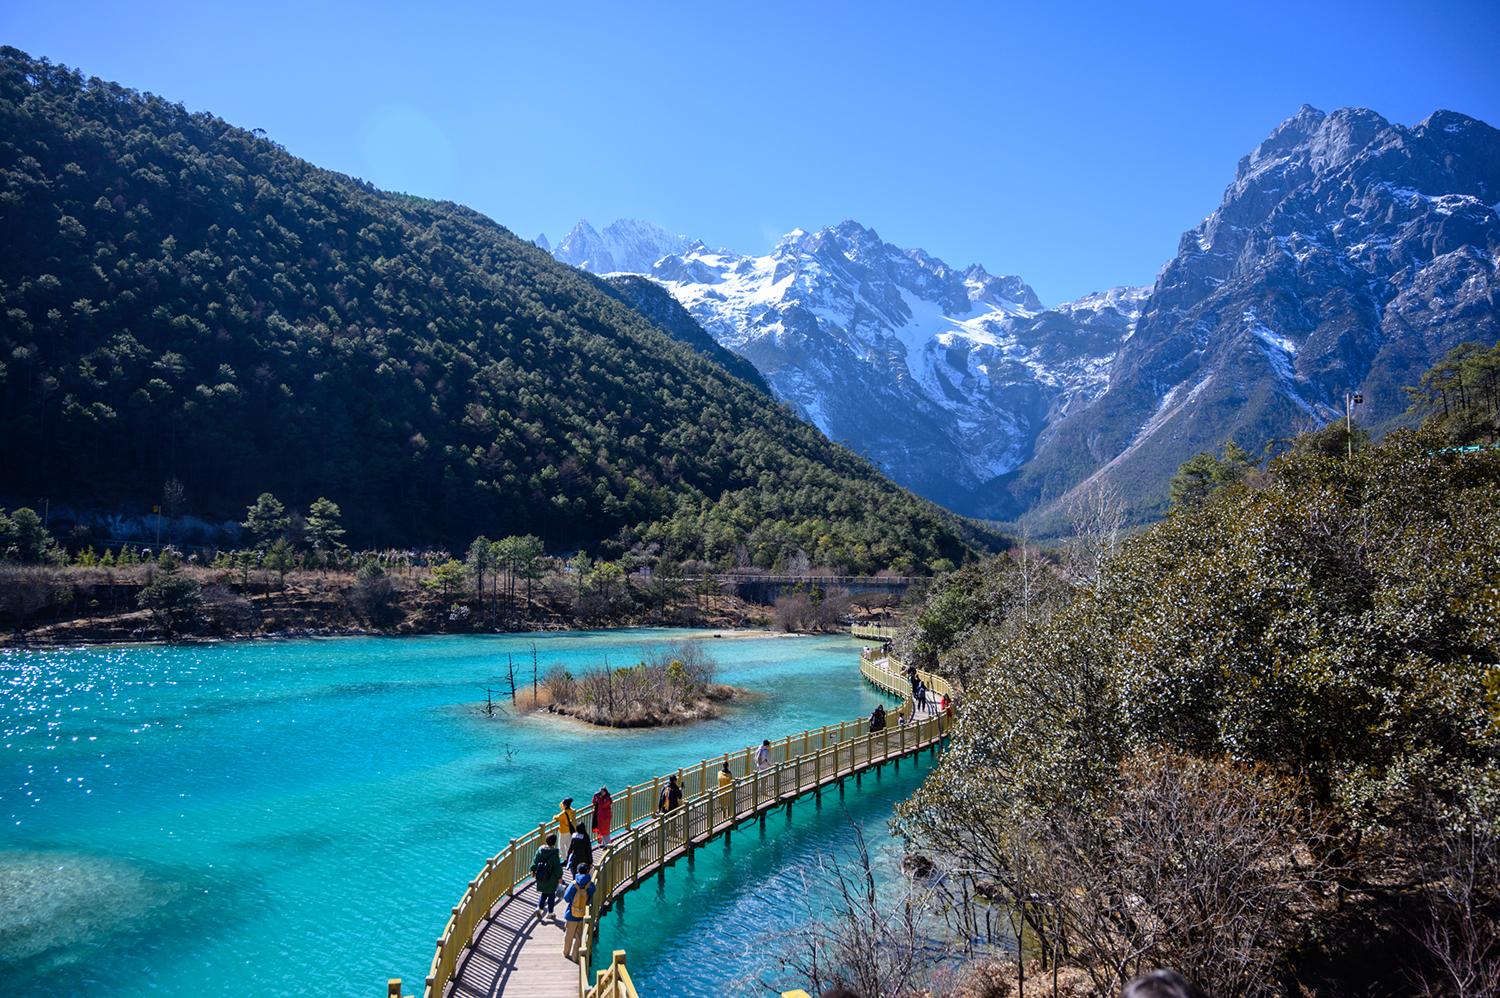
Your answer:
[890,370,1500,995]
[0,48,996,571]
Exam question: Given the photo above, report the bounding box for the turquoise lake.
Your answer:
[0,629,918,996]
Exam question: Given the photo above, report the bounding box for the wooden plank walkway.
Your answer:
[431,650,952,998]
[451,875,577,998]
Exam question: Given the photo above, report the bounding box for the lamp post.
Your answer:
[1344,391,1363,459]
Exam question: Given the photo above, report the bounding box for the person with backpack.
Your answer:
[566,823,593,876]
[914,678,928,713]
[591,786,613,847]
[561,862,595,962]
[657,773,682,813]
[530,833,564,920]
[556,797,577,838]
[869,704,886,733]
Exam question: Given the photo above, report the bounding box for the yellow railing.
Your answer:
[850,622,899,641]
[584,947,634,998]
[401,630,952,998]
[859,646,951,702]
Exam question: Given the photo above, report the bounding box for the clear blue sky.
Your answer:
[6,0,1498,303]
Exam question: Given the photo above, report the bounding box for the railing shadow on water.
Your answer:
[391,626,951,998]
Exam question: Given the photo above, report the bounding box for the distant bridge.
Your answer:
[700,574,921,601]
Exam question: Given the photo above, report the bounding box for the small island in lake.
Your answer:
[535,639,745,728]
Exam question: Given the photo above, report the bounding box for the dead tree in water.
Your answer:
[479,681,508,717]
[506,653,518,703]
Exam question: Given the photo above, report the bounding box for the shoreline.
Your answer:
[0,623,853,653]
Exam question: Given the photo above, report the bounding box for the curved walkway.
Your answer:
[395,630,951,998]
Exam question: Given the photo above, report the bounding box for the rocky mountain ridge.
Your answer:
[1003,104,1500,526]
[552,216,1149,514]
[551,104,1500,528]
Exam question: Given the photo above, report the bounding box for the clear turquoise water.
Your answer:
[595,751,934,997]
[1,630,903,996]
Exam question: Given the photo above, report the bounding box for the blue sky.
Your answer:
[5,0,1498,303]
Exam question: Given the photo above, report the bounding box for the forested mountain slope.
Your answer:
[599,274,771,395]
[0,48,996,570]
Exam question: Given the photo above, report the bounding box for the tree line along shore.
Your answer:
[0,492,906,645]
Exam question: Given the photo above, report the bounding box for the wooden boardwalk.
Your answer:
[450,875,579,998]
[419,648,952,998]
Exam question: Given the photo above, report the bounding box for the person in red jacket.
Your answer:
[591,786,613,847]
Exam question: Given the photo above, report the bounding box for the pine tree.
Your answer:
[264,537,295,589]
[242,493,289,549]
[304,497,346,557]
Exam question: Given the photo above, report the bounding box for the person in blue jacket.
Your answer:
[561,863,595,963]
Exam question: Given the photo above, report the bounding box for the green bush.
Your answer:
[900,420,1500,991]
[137,569,202,634]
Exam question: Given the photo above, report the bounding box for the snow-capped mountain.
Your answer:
[550,218,1142,512]
[547,106,1499,526]
[1006,105,1500,527]
[547,219,691,275]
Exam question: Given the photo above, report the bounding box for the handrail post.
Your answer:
[506,839,518,896]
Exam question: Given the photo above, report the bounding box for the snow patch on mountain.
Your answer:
[553,219,692,275]
[550,217,1147,509]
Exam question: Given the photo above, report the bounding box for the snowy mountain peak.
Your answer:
[545,218,1123,506]
[536,104,1497,528]
[553,218,691,275]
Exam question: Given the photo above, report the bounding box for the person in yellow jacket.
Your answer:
[716,761,735,822]
[557,797,577,837]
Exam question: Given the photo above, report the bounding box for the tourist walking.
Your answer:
[657,773,683,813]
[754,738,772,771]
[530,833,563,920]
[561,863,595,962]
[869,704,886,732]
[914,678,928,713]
[717,761,735,822]
[556,797,577,837]
[566,823,593,875]
[591,786,613,847]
